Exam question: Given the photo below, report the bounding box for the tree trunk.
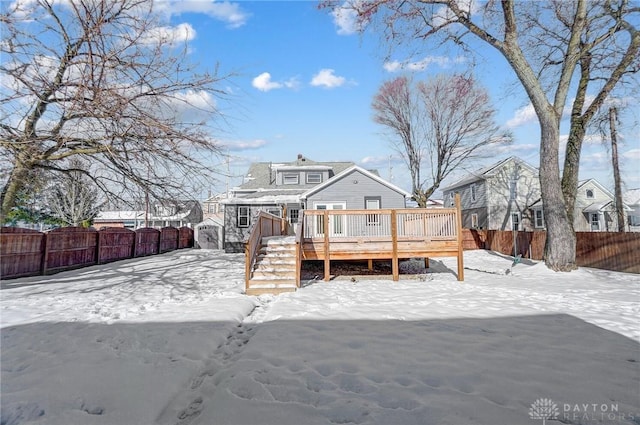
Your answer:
[561,119,587,225]
[539,120,577,271]
[609,107,625,232]
[1,164,29,219]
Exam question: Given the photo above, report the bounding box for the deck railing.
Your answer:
[244,211,287,290]
[302,208,459,241]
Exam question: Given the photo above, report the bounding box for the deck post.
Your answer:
[368,259,373,270]
[391,210,399,281]
[455,193,464,281]
[323,210,330,281]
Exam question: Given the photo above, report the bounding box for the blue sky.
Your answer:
[161,1,639,198]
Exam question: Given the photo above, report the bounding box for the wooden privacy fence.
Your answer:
[1,226,194,279]
[462,229,639,274]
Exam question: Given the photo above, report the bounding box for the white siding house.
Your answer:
[441,157,541,231]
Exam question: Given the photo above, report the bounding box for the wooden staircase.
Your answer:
[246,236,298,295]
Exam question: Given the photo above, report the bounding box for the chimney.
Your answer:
[297,153,303,160]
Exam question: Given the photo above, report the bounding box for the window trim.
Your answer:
[306,172,322,184]
[509,179,518,201]
[471,213,479,229]
[283,173,299,185]
[511,212,521,231]
[586,189,595,199]
[364,196,382,225]
[534,209,545,228]
[237,206,250,228]
[288,208,299,224]
[471,183,477,202]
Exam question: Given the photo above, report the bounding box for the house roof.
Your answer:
[441,156,538,192]
[301,165,412,199]
[577,178,615,199]
[623,188,640,205]
[234,156,355,191]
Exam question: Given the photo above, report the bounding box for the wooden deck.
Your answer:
[244,196,464,293]
[299,198,464,282]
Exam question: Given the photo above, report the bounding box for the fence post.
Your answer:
[39,231,47,275]
[391,210,399,281]
[455,193,464,281]
[96,229,102,264]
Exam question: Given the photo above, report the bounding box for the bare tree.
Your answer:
[324,0,639,271]
[46,160,103,227]
[373,74,508,207]
[0,0,230,218]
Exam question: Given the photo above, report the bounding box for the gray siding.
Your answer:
[305,169,406,209]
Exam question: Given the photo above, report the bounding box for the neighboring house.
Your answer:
[222,154,411,252]
[147,200,203,229]
[202,192,228,221]
[95,201,203,230]
[562,179,630,232]
[623,188,640,232]
[530,179,631,232]
[441,157,541,231]
[93,210,145,230]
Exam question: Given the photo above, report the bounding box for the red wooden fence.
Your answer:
[159,227,179,253]
[43,227,98,274]
[462,229,639,273]
[98,227,135,264]
[1,226,194,279]
[0,227,45,278]
[134,228,160,257]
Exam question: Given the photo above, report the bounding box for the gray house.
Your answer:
[222,155,410,252]
[441,157,541,230]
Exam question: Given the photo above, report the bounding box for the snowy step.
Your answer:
[250,269,297,280]
[253,262,297,272]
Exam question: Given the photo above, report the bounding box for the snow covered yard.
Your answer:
[1,249,639,425]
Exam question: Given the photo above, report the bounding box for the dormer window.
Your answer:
[586,189,595,199]
[306,173,322,184]
[283,174,299,185]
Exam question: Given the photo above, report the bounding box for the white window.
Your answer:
[591,213,600,231]
[471,213,478,228]
[471,184,477,202]
[365,197,381,225]
[509,180,518,200]
[512,212,521,231]
[535,209,545,228]
[586,189,595,199]
[283,174,299,185]
[237,206,250,228]
[306,173,322,184]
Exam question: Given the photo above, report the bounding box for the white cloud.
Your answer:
[252,72,283,92]
[219,139,268,151]
[140,23,196,45]
[251,73,300,92]
[310,69,346,89]
[155,0,249,29]
[506,104,537,128]
[383,55,467,73]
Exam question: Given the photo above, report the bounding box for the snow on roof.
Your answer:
[95,210,144,221]
[623,188,640,205]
